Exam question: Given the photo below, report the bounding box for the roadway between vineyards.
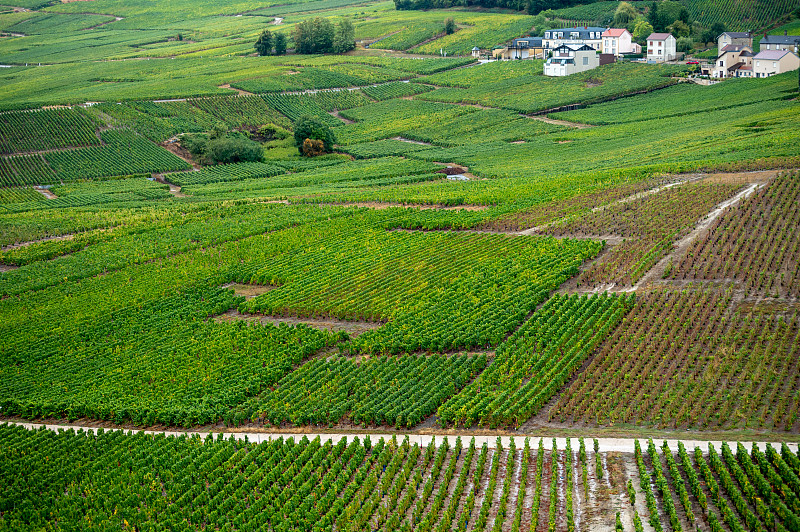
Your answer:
[7,421,798,454]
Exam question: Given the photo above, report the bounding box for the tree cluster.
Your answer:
[395,0,532,12]
[254,30,287,56]
[293,116,336,156]
[182,126,263,165]
[292,17,355,54]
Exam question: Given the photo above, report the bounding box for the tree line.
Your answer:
[255,17,355,55]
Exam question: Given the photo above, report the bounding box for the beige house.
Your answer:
[646,33,677,62]
[713,45,753,78]
[543,44,599,76]
[497,37,544,60]
[717,31,752,50]
[601,28,641,56]
[753,49,800,78]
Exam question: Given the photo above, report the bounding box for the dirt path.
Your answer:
[5,421,796,453]
[215,309,382,337]
[525,115,594,129]
[322,201,487,211]
[152,173,187,197]
[630,182,761,291]
[392,136,431,145]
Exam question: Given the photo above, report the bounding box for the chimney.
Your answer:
[785,30,789,36]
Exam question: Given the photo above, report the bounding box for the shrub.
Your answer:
[293,116,336,155]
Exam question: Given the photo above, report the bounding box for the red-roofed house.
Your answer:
[753,49,800,77]
[646,33,677,62]
[601,28,640,56]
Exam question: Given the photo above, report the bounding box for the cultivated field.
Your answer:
[1,0,800,529]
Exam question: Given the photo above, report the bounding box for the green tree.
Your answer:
[676,36,693,52]
[293,116,336,155]
[293,19,313,53]
[632,20,654,42]
[334,18,355,53]
[647,1,660,30]
[613,2,638,27]
[444,17,456,35]
[668,20,691,38]
[274,32,287,55]
[254,29,273,56]
[312,17,335,53]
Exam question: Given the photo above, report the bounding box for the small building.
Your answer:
[717,31,752,50]
[752,49,800,78]
[713,44,754,78]
[543,26,605,51]
[601,28,640,56]
[471,46,481,58]
[759,33,800,54]
[498,37,544,60]
[543,44,599,76]
[646,33,677,62]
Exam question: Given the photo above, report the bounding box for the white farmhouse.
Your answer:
[646,33,677,62]
[601,28,641,56]
[752,50,800,78]
[543,44,599,76]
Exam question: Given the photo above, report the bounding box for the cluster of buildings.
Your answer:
[485,25,799,79]
[713,31,800,78]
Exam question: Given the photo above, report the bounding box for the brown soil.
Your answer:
[0,264,19,272]
[221,282,278,299]
[33,186,57,199]
[1,232,80,252]
[215,309,382,337]
[218,83,253,96]
[160,138,201,169]
[152,173,187,197]
[329,111,355,124]
[695,168,779,184]
[510,140,526,144]
[391,136,432,146]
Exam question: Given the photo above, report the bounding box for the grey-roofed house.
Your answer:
[760,33,800,54]
[542,27,605,51]
[717,31,752,49]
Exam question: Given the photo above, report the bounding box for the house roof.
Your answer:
[647,33,673,41]
[472,46,480,51]
[760,35,800,45]
[602,28,629,38]
[720,44,751,53]
[720,32,751,39]
[512,37,542,46]
[753,50,793,60]
[553,43,594,52]
[544,27,605,39]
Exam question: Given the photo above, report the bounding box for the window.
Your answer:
[773,61,777,68]
[583,56,588,65]
[649,41,653,47]
[766,44,770,50]
[558,32,563,39]
[756,60,760,66]
[719,60,724,66]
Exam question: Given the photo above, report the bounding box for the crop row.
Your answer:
[233,354,486,429]
[438,293,633,429]
[0,107,100,155]
[552,288,800,431]
[673,171,800,298]
[2,425,623,532]
[165,162,285,187]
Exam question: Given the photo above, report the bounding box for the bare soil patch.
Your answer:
[392,136,431,146]
[329,111,354,124]
[695,168,779,184]
[215,309,382,337]
[33,186,57,199]
[218,83,253,96]
[160,138,201,169]
[2,233,78,252]
[0,264,19,272]
[221,282,278,299]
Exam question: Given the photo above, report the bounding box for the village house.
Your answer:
[542,26,605,51]
[760,32,800,54]
[601,28,641,56]
[497,36,544,60]
[543,44,599,76]
[717,31,752,49]
[646,33,677,62]
[713,44,754,78]
[752,49,800,77]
